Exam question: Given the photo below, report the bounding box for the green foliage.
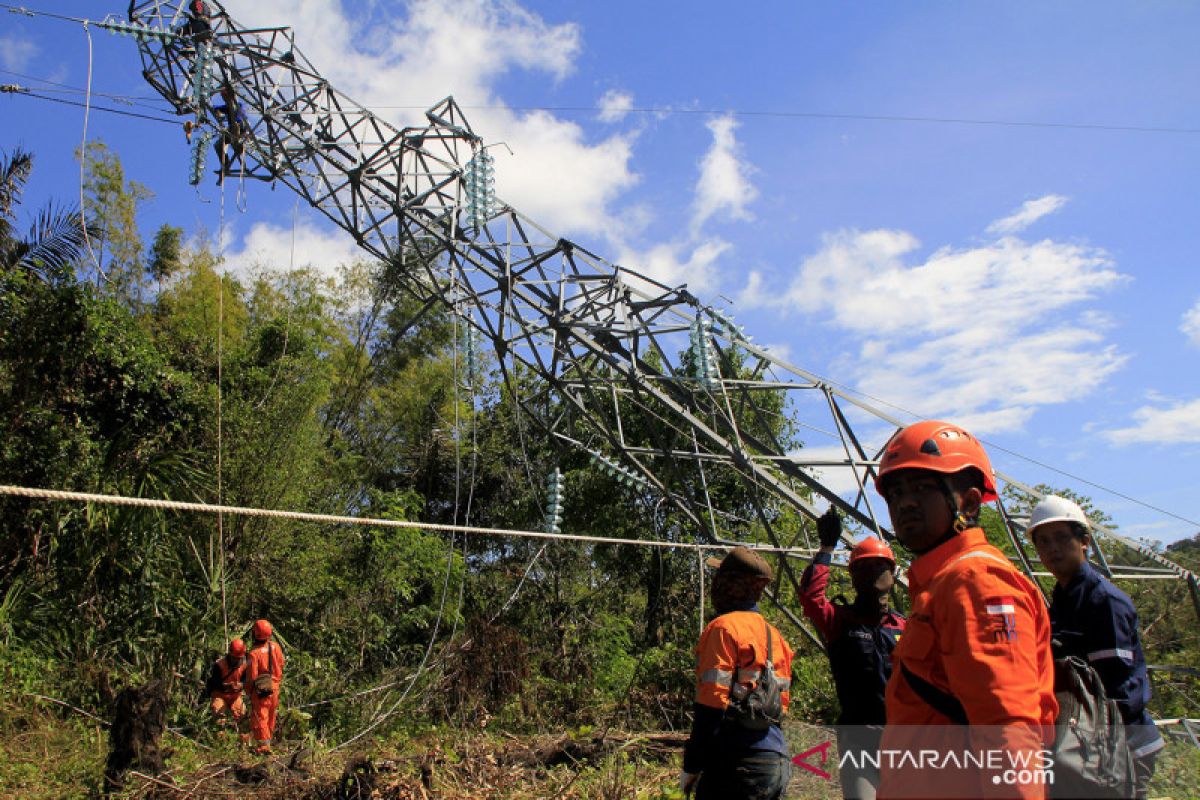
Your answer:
[78,140,153,304]
[785,652,839,723]
[148,223,184,284]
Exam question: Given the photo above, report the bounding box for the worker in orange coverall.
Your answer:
[874,421,1056,800]
[245,618,285,755]
[206,638,247,726]
[681,546,794,799]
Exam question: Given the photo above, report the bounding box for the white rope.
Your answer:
[216,171,229,642]
[443,297,472,652]
[487,542,547,624]
[332,539,456,751]
[337,304,465,750]
[252,200,296,410]
[0,484,816,555]
[293,663,432,710]
[77,21,103,278]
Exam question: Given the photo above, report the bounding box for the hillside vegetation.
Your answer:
[2,145,1197,798]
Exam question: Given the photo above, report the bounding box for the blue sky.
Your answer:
[3,1,1199,544]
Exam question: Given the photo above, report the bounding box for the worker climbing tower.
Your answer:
[124,0,1200,643]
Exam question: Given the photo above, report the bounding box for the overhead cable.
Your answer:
[2,62,1196,136]
[4,88,179,124]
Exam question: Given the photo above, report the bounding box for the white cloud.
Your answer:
[735,269,768,309]
[490,111,638,235]
[0,34,38,71]
[985,194,1068,235]
[854,325,1127,435]
[1181,298,1200,348]
[224,220,365,278]
[691,115,757,231]
[616,238,730,297]
[597,89,634,123]
[760,341,792,362]
[788,444,880,499]
[767,230,1123,338]
[608,117,762,297]
[740,225,1128,435]
[1104,398,1200,446]
[222,0,637,240]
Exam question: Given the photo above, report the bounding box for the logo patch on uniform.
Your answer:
[984,596,1018,643]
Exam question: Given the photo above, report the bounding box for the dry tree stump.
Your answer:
[103,680,169,793]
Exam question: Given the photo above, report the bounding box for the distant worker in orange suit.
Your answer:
[874,421,1056,799]
[206,638,247,726]
[245,618,285,755]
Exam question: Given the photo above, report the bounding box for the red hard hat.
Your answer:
[252,619,273,641]
[228,638,246,658]
[875,420,998,502]
[849,537,896,567]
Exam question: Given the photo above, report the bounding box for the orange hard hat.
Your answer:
[228,638,246,658]
[875,420,998,502]
[252,619,272,641]
[849,537,896,567]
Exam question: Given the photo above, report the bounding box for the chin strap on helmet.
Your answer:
[940,477,975,533]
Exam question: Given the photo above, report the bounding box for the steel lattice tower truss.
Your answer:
[126,1,1200,639]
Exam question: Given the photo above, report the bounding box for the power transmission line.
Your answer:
[2,87,180,124]
[2,61,1197,136]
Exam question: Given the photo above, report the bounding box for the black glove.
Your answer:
[817,508,842,548]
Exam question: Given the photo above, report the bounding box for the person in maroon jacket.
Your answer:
[799,509,905,800]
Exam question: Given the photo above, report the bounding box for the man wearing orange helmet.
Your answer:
[799,508,904,799]
[245,619,285,755]
[874,421,1056,799]
[206,638,247,726]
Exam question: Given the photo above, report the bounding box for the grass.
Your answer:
[0,696,1196,799]
[0,697,108,799]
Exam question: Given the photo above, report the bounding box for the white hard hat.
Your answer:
[1027,495,1089,536]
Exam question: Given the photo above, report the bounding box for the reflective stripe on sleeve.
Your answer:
[1087,648,1134,663]
[1130,736,1166,758]
[736,668,761,682]
[700,668,733,687]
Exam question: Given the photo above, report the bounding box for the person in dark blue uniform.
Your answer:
[212,83,249,184]
[1029,495,1165,800]
[798,509,904,800]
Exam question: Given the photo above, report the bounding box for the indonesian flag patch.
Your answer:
[984,596,1018,643]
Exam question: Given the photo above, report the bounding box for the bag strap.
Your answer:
[901,663,968,726]
[895,548,1009,727]
[765,619,773,671]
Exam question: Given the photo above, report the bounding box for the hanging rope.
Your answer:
[443,294,473,654]
[77,21,103,278]
[339,290,472,746]
[216,175,229,642]
[253,200,297,410]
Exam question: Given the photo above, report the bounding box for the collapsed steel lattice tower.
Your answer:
[125,1,1200,644]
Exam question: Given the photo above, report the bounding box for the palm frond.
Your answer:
[17,204,95,280]
[0,148,34,232]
